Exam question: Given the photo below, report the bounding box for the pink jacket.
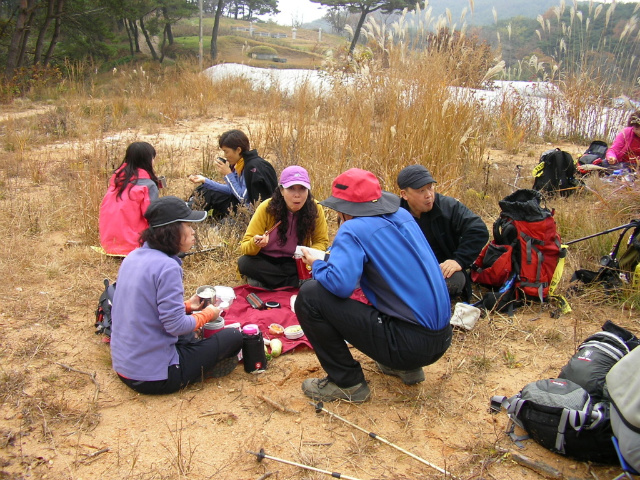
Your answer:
[99,166,159,255]
[606,127,640,165]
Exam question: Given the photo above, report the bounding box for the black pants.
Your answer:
[295,280,452,388]
[445,271,467,298]
[190,185,239,219]
[118,328,242,395]
[237,253,298,288]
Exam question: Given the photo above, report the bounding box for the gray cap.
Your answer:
[397,165,437,189]
[144,196,207,227]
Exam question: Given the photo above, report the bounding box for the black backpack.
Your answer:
[532,148,580,196]
[559,320,639,402]
[95,278,116,341]
[578,140,608,165]
[491,378,617,464]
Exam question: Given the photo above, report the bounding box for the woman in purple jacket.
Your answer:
[110,196,243,395]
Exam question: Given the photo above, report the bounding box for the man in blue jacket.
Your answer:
[397,165,489,300]
[297,168,452,403]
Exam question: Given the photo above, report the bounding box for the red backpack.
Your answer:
[471,189,564,304]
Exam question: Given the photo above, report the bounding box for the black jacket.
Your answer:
[242,150,278,205]
[400,193,489,269]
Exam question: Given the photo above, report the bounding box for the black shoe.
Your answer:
[205,357,238,379]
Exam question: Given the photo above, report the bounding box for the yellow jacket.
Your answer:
[240,198,329,256]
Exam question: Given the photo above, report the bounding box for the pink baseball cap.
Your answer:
[280,166,311,189]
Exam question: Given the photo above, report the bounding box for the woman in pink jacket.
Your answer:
[605,110,640,169]
[99,142,161,255]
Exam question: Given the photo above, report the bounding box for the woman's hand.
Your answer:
[188,293,205,311]
[253,234,269,248]
[203,305,221,318]
[189,174,206,185]
[215,157,232,176]
[606,155,618,165]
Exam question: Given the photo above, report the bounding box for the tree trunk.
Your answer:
[34,0,56,64]
[17,8,37,68]
[162,7,174,45]
[128,18,140,53]
[349,7,371,54]
[43,0,64,66]
[124,17,134,56]
[210,0,224,60]
[160,24,170,62]
[139,16,159,61]
[5,0,38,76]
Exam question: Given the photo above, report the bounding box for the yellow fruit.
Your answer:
[270,339,282,357]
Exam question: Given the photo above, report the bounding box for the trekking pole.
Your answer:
[565,221,640,245]
[247,448,364,480]
[513,164,522,189]
[312,402,457,479]
[178,246,220,258]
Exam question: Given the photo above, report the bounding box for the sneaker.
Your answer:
[205,357,238,379]
[375,361,425,385]
[301,377,370,403]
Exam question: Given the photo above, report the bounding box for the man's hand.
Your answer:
[300,247,324,266]
[440,259,462,279]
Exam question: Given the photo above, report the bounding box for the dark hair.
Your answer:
[628,111,640,127]
[218,129,251,154]
[139,222,183,256]
[114,142,159,200]
[266,187,317,246]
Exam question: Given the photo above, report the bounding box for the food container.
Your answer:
[203,317,225,338]
[284,325,304,340]
[268,323,284,336]
[214,285,236,307]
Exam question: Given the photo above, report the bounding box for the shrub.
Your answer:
[248,45,278,56]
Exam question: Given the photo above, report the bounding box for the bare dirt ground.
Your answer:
[0,112,638,480]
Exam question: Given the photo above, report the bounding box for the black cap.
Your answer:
[397,165,437,189]
[144,196,207,227]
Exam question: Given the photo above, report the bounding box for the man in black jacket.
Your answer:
[397,165,489,300]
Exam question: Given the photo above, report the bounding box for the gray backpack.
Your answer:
[491,378,617,464]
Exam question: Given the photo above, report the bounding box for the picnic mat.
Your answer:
[222,285,312,354]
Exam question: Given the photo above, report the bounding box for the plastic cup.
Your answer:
[294,255,313,280]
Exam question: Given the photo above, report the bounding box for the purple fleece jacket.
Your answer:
[110,243,197,381]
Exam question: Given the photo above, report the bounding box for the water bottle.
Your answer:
[241,324,267,373]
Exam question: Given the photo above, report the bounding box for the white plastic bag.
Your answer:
[450,302,481,331]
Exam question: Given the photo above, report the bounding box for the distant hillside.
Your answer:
[413,0,559,26]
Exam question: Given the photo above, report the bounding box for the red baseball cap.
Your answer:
[320,168,399,217]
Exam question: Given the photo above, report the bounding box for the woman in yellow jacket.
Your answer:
[238,166,328,288]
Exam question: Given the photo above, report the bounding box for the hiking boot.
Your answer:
[205,356,238,379]
[375,361,425,385]
[302,377,370,403]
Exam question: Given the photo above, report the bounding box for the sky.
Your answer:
[260,0,329,26]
